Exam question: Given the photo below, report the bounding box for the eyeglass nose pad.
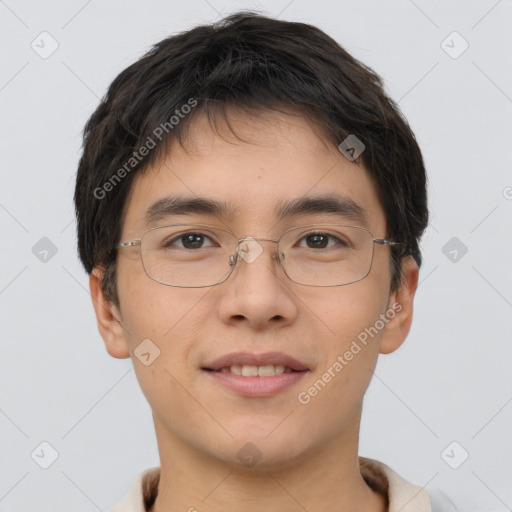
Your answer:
[228,249,284,268]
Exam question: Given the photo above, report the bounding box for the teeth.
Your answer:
[258,364,281,377]
[242,365,259,377]
[230,365,242,375]
[218,364,290,376]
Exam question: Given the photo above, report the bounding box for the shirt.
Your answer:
[108,457,451,512]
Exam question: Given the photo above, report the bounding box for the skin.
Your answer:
[90,109,418,512]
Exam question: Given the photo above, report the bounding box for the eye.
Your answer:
[297,232,349,249]
[162,231,217,249]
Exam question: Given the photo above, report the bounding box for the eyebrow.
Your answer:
[144,194,369,227]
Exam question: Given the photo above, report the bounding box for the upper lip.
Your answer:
[203,351,310,371]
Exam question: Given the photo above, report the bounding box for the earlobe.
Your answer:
[379,256,419,355]
[89,267,131,359]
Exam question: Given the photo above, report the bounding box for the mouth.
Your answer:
[203,364,303,377]
[202,350,310,373]
[201,351,310,397]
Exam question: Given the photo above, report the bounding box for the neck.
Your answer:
[148,413,387,512]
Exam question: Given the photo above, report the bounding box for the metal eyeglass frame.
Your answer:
[113,223,407,288]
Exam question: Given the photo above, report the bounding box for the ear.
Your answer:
[89,266,130,359]
[379,256,419,355]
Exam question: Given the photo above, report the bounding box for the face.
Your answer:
[93,109,417,471]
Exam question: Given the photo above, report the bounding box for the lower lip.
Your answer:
[202,370,308,397]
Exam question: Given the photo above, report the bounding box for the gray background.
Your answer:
[1,0,511,510]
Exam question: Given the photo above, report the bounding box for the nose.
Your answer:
[216,237,298,330]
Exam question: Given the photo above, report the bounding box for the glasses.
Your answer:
[114,223,406,288]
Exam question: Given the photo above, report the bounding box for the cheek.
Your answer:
[117,285,207,425]
[116,255,200,342]
[319,275,389,343]
[295,291,386,426]
[307,278,389,384]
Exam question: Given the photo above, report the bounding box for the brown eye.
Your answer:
[162,232,215,249]
[305,234,328,248]
[298,233,348,249]
[181,233,205,249]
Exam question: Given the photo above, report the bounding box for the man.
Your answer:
[74,11,449,511]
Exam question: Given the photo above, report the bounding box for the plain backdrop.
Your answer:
[1,0,511,510]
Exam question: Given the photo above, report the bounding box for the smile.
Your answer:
[210,364,298,376]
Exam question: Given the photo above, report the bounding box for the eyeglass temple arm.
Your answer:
[374,239,402,246]
[374,240,409,258]
[115,240,141,248]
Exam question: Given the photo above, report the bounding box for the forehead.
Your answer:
[120,110,387,238]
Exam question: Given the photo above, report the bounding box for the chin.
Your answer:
[218,442,306,473]
[211,428,308,471]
